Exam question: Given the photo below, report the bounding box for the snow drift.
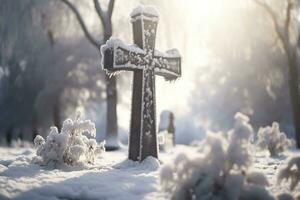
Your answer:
[160,112,274,200]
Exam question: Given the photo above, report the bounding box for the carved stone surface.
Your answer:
[101,5,181,161]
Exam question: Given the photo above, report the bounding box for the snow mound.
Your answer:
[227,112,254,169]
[33,114,105,167]
[116,156,160,171]
[0,164,8,173]
[256,122,294,157]
[278,156,300,191]
[246,171,269,187]
[130,4,159,18]
[160,112,274,200]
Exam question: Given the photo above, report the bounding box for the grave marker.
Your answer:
[101,5,181,161]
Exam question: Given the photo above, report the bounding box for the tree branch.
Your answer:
[253,0,290,55]
[93,0,106,26]
[93,0,115,25]
[60,0,101,48]
[107,0,115,19]
[285,0,293,44]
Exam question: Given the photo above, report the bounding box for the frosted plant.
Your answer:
[33,113,105,166]
[160,113,274,200]
[278,156,300,191]
[227,112,253,170]
[256,122,294,157]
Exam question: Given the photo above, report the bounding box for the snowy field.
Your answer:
[0,145,299,200]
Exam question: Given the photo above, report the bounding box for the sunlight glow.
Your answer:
[114,0,248,132]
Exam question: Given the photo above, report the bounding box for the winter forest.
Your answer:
[1,0,300,199]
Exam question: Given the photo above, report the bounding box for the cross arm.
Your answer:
[101,38,147,74]
[153,49,181,81]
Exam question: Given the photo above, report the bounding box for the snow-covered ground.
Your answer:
[0,145,299,200]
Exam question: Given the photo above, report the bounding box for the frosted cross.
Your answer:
[101,5,181,161]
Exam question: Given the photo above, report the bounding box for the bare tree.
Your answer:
[59,0,119,150]
[253,0,300,147]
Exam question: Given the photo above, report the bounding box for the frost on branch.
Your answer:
[160,113,274,200]
[278,156,300,191]
[256,122,294,157]
[33,114,105,166]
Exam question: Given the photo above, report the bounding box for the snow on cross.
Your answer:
[101,5,181,161]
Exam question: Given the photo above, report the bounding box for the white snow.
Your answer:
[100,37,147,74]
[1,113,299,200]
[159,113,300,200]
[0,147,162,200]
[154,49,181,58]
[0,146,300,199]
[101,38,145,55]
[278,156,300,191]
[130,5,159,18]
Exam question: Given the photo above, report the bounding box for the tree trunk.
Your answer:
[287,53,300,148]
[53,98,62,131]
[104,23,119,150]
[58,0,118,149]
[5,126,13,147]
[31,114,38,142]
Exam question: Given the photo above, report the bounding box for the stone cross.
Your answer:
[101,5,181,161]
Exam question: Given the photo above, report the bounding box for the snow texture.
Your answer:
[101,37,145,55]
[256,122,294,157]
[130,4,159,19]
[100,37,181,77]
[2,113,300,199]
[160,113,276,200]
[0,145,300,199]
[278,156,300,191]
[33,114,105,167]
[100,34,180,81]
[100,37,146,74]
[0,147,162,200]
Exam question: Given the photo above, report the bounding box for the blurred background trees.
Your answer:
[0,0,106,144]
[0,0,300,147]
[251,0,300,147]
[59,0,119,150]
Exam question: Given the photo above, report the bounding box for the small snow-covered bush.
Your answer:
[256,122,294,157]
[278,156,300,191]
[33,114,105,166]
[160,113,274,200]
[227,112,254,169]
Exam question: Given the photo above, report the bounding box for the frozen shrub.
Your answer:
[160,113,274,200]
[33,114,105,166]
[278,156,300,191]
[227,112,254,169]
[256,122,294,157]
